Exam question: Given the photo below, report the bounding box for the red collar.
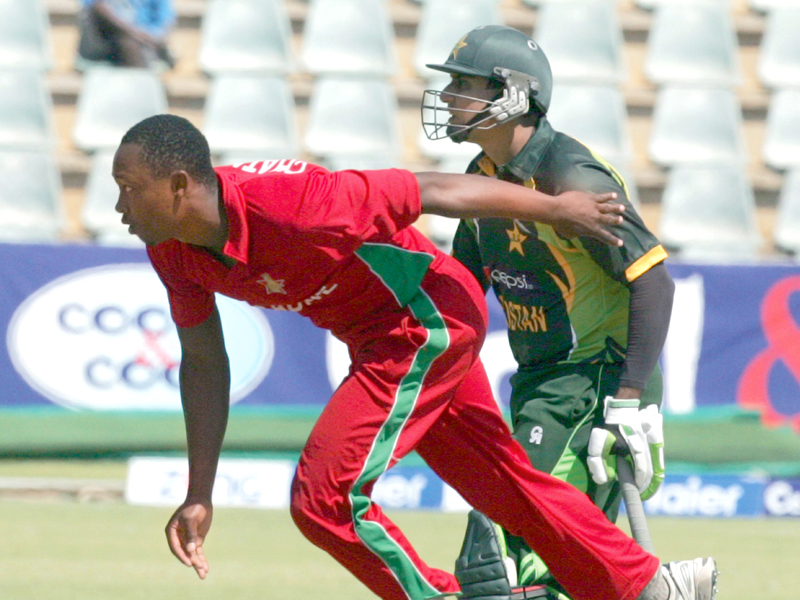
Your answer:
[217,171,250,265]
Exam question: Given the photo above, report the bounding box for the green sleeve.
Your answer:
[560,159,664,285]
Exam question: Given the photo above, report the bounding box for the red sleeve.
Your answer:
[238,166,422,242]
[147,242,216,329]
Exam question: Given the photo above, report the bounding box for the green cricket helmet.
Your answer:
[421,25,553,143]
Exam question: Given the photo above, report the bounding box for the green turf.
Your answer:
[0,408,319,457]
[0,499,798,600]
[3,406,800,476]
[0,458,129,479]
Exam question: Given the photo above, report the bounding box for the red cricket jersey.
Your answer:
[147,160,445,341]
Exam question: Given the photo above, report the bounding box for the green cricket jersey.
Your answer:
[452,118,668,370]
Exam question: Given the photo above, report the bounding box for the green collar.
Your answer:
[475,117,557,182]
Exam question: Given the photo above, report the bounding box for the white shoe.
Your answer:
[663,558,718,600]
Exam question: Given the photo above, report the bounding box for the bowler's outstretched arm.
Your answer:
[165,306,230,580]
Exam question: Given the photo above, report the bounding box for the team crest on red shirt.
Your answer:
[257,272,287,295]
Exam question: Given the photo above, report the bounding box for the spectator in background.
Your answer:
[77,0,176,70]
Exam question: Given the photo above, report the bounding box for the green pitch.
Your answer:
[1,499,798,600]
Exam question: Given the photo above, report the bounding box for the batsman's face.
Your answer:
[113,143,179,246]
[441,75,498,140]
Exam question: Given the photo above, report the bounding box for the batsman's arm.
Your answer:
[165,305,231,580]
[617,262,675,398]
[415,171,625,246]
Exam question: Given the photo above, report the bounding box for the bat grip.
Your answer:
[616,454,656,555]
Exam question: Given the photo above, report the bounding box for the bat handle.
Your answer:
[617,455,656,555]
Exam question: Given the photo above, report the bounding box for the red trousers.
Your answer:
[290,257,659,600]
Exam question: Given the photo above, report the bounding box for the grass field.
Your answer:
[1,494,799,600]
[2,458,800,600]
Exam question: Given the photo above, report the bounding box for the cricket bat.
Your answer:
[616,454,656,554]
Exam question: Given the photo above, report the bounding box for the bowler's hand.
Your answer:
[166,500,213,579]
[551,191,625,246]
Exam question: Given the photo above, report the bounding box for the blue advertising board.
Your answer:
[2,243,800,433]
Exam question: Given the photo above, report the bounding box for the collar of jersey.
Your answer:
[475,117,556,183]
[216,170,250,265]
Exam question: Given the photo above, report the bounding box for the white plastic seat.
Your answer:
[521,0,600,6]
[72,67,168,152]
[81,150,143,247]
[757,8,800,89]
[659,165,762,260]
[301,0,397,76]
[305,76,402,160]
[534,0,627,84]
[774,168,800,255]
[749,0,800,11]
[414,0,503,79]
[204,75,298,158]
[636,0,732,7]
[763,89,800,170]
[426,215,460,253]
[545,83,633,167]
[0,70,55,150]
[325,155,399,171]
[437,155,477,175]
[0,150,64,242]
[0,0,53,70]
[648,86,747,166]
[644,3,741,86]
[199,0,294,75]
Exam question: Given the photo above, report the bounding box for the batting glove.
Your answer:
[587,397,665,500]
[639,404,665,500]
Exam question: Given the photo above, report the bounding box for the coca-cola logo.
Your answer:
[8,264,274,410]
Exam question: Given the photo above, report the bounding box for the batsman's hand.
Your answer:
[587,398,665,500]
[551,191,625,247]
[166,499,213,579]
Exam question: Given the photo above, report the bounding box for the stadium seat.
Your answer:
[545,83,633,168]
[749,0,800,11]
[436,155,477,174]
[636,0,733,7]
[533,0,627,84]
[414,0,503,79]
[757,8,800,89]
[644,3,741,86]
[304,76,402,160]
[648,86,747,166]
[0,150,64,243]
[81,150,143,247]
[325,155,401,171]
[426,215,460,253]
[774,168,800,255]
[204,75,298,158]
[301,0,397,76]
[659,165,762,261]
[198,0,294,75]
[763,89,800,170]
[520,0,588,6]
[72,67,168,152]
[0,70,55,150]
[0,0,53,71]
